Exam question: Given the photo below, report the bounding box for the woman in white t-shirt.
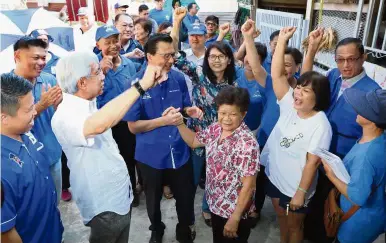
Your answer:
[260,27,333,243]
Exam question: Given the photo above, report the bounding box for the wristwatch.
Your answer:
[134,81,145,96]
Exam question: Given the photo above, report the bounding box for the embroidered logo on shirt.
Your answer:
[142,92,152,99]
[9,153,24,168]
[280,133,304,148]
[169,89,180,93]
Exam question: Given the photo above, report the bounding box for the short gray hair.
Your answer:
[55,51,99,94]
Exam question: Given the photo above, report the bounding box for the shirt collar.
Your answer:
[185,48,206,59]
[216,121,248,140]
[1,134,26,155]
[206,34,218,42]
[341,69,366,85]
[11,69,43,83]
[62,93,97,113]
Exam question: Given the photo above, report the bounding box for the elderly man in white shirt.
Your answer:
[52,51,162,243]
[73,7,98,52]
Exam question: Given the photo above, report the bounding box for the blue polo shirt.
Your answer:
[205,35,235,52]
[43,51,59,77]
[11,71,62,165]
[120,39,145,66]
[96,54,137,109]
[256,75,278,149]
[149,8,173,25]
[236,70,266,131]
[123,69,192,169]
[1,133,63,243]
[262,52,272,74]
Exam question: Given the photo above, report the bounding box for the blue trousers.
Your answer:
[191,151,210,214]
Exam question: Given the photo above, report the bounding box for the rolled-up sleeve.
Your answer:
[196,124,214,145]
[1,179,17,233]
[240,139,260,178]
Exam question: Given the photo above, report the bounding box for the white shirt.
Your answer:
[51,93,132,224]
[261,88,332,200]
[73,24,98,52]
[185,48,205,66]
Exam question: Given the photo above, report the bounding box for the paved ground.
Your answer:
[59,188,385,243]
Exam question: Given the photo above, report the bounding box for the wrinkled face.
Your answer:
[284,54,297,80]
[335,43,365,79]
[208,48,230,74]
[205,21,218,36]
[293,83,317,113]
[80,63,105,99]
[116,7,127,14]
[147,41,175,72]
[2,92,36,135]
[134,24,149,42]
[190,4,198,15]
[115,15,134,40]
[15,46,47,79]
[97,34,120,57]
[155,0,164,9]
[139,9,149,19]
[270,35,279,54]
[79,15,89,27]
[218,104,246,133]
[188,34,205,49]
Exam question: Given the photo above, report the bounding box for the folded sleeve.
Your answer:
[195,124,216,145]
[240,139,260,177]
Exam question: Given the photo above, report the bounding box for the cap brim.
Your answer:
[96,33,120,41]
[47,35,54,42]
[188,31,205,35]
[344,88,374,121]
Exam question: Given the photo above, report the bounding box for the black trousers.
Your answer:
[111,121,137,190]
[254,165,267,213]
[138,160,195,233]
[61,152,70,190]
[211,213,251,243]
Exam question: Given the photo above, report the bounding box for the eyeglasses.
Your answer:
[208,54,227,62]
[86,68,103,78]
[205,22,218,27]
[335,56,361,65]
[156,52,177,60]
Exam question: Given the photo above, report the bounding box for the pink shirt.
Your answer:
[196,122,260,219]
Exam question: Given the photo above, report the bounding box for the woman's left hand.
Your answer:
[321,159,336,179]
[186,106,204,120]
[223,215,240,238]
[289,191,305,211]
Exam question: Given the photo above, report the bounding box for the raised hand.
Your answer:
[186,106,203,120]
[241,19,259,38]
[139,65,167,91]
[174,7,187,23]
[308,27,324,50]
[39,84,62,109]
[100,55,113,74]
[219,22,231,36]
[279,26,297,42]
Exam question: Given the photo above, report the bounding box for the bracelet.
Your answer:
[297,186,308,194]
[133,82,145,96]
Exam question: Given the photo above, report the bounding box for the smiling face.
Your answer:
[205,21,218,36]
[270,35,279,54]
[79,15,90,27]
[335,43,365,79]
[2,91,36,135]
[115,15,134,40]
[208,48,230,74]
[97,34,121,57]
[284,54,297,80]
[147,41,175,72]
[188,34,205,49]
[15,46,47,80]
[134,23,149,42]
[293,83,317,113]
[218,104,246,133]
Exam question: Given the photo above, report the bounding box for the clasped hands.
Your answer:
[161,106,203,126]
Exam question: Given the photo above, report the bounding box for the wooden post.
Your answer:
[251,0,258,21]
[305,0,315,32]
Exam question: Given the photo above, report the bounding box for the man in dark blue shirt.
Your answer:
[125,31,202,243]
[1,73,63,243]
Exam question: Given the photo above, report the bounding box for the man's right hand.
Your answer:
[173,7,187,23]
[100,55,113,74]
[139,65,167,91]
[241,19,259,39]
[308,27,324,51]
[161,107,184,126]
[279,26,297,42]
[38,84,62,110]
[125,48,145,59]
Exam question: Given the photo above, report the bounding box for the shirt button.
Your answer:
[169,135,172,138]
[36,161,39,164]
[53,191,56,194]
[45,176,49,180]
[161,97,164,100]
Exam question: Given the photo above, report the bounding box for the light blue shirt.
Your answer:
[149,8,173,25]
[338,134,386,243]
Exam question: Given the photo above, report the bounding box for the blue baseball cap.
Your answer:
[114,0,129,9]
[77,7,90,16]
[29,29,54,42]
[188,23,207,36]
[95,25,120,41]
[344,88,386,125]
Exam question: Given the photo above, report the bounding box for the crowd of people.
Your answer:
[1,1,385,243]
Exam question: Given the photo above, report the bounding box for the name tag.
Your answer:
[169,89,180,93]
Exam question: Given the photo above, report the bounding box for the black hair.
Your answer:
[285,47,303,65]
[144,34,173,56]
[203,41,236,85]
[157,22,173,34]
[187,2,196,11]
[270,30,280,42]
[205,15,219,26]
[214,86,250,113]
[297,71,331,111]
[134,18,153,37]
[138,4,149,13]
[335,37,365,56]
[254,42,268,63]
[115,13,132,23]
[13,37,47,51]
[172,0,181,8]
[1,73,33,116]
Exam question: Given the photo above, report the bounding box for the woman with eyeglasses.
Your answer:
[171,9,238,228]
[260,26,333,243]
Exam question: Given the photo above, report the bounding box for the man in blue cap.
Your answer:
[183,22,206,66]
[1,73,63,243]
[29,29,59,77]
[95,25,141,206]
[149,0,173,26]
[107,0,129,25]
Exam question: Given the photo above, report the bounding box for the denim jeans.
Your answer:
[191,151,210,213]
[50,159,62,205]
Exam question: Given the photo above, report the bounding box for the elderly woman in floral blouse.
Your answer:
[165,86,260,243]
